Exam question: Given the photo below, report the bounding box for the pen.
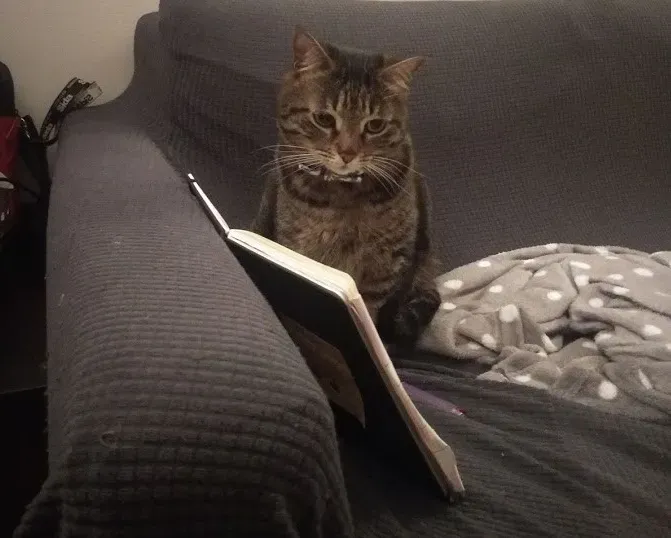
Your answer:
[402,383,465,417]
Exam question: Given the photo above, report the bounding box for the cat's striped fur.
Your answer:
[252,27,441,347]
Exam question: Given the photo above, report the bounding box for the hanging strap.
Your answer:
[39,77,102,146]
[24,77,101,197]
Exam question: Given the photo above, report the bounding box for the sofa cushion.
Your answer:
[157,0,671,268]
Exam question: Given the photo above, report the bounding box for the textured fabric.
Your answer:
[353,357,671,538]
[14,108,352,537]
[16,0,671,537]
[156,0,671,269]
[420,243,671,419]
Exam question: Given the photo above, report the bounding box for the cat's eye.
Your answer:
[364,118,387,135]
[313,112,336,129]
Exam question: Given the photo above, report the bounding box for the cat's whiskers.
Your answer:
[257,145,332,160]
[366,162,411,196]
[371,156,406,175]
[265,157,324,174]
[254,144,315,154]
[260,163,320,178]
[371,160,407,183]
[364,166,394,196]
[374,169,400,195]
[372,155,427,180]
[258,153,324,176]
[378,164,413,196]
[259,150,324,168]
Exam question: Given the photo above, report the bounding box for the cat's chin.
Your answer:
[325,172,363,184]
[297,164,363,184]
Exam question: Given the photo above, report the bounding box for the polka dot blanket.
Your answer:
[419,244,671,420]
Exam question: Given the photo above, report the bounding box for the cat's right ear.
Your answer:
[292,26,334,73]
[380,56,425,94]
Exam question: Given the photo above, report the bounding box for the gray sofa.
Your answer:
[15,0,671,537]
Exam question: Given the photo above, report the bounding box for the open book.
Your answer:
[188,174,465,502]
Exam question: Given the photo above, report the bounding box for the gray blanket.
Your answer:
[420,244,671,420]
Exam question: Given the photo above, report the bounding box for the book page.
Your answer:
[280,315,366,426]
[347,295,465,495]
[347,298,447,452]
[229,230,358,300]
[191,179,463,498]
[228,228,464,498]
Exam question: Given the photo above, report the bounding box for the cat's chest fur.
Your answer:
[275,184,418,286]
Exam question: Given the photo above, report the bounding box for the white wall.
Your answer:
[1,0,159,126]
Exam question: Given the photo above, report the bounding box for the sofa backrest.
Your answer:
[157,0,671,267]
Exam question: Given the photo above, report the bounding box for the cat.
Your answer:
[251,26,441,348]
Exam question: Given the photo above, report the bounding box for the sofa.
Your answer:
[15,0,671,536]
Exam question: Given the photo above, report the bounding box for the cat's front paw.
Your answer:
[389,288,440,348]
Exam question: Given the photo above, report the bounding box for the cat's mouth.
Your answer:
[297,164,363,184]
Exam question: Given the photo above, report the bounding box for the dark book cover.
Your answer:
[188,176,464,501]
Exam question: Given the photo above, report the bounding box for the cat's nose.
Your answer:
[338,150,357,164]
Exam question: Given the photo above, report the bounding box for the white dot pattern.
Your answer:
[499,304,519,323]
[574,274,589,287]
[481,333,497,348]
[642,324,662,337]
[433,246,671,403]
[570,261,591,270]
[633,267,654,277]
[597,380,618,400]
[637,369,653,390]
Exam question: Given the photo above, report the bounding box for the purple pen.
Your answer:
[402,383,465,417]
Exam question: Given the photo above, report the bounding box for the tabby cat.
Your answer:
[252,26,441,347]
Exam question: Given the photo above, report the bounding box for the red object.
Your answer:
[0,115,21,240]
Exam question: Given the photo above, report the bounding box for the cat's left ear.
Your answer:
[292,26,334,73]
[380,56,425,93]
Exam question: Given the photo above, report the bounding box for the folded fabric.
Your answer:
[420,244,671,421]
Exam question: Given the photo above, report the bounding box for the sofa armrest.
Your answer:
[15,108,353,537]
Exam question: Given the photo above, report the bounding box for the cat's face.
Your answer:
[277,27,424,181]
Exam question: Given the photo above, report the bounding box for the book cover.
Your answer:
[189,175,465,501]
